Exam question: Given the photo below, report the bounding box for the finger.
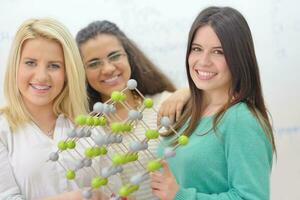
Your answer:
[167,103,177,125]
[161,160,172,176]
[150,180,163,190]
[157,104,169,126]
[157,114,161,127]
[151,188,164,199]
[157,107,164,126]
[151,185,169,200]
[150,172,164,182]
[175,102,184,122]
[168,111,175,125]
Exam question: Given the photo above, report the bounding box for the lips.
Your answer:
[102,75,119,83]
[30,83,51,91]
[100,75,122,86]
[195,70,217,80]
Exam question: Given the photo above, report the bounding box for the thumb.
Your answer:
[161,160,172,176]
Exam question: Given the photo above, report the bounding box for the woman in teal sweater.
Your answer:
[150,6,276,200]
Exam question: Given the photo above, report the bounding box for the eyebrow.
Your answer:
[49,60,64,65]
[86,50,123,64]
[107,50,122,57]
[23,57,64,64]
[191,43,222,49]
[23,57,37,61]
[86,58,100,65]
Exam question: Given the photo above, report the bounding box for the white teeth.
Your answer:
[103,76,119,83]
[196,71,216,77]
[31,84,51,90]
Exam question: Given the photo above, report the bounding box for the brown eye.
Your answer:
[191,47,202,52]
[213,49,224,55]
[108,53,122,62]
[87,60,102,69]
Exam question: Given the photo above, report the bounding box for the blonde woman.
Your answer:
[0,18,112,200]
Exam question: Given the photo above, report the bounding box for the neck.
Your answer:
[201,89,230,116]
[23,101,57,134]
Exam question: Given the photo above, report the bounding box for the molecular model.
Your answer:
[48,79,189,200]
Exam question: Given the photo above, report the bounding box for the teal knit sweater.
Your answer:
[157,103,273,200]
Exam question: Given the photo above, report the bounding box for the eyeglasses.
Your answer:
[85,51,127,70]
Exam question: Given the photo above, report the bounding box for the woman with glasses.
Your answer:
[76,20,189,200]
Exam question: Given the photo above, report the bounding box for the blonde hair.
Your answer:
[0,18,88,131]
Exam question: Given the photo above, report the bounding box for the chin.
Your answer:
[110,84,126,92]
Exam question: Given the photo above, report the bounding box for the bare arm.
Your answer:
[158,88,190,125]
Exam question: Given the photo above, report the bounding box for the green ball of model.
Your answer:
[112,154,126,165]
[143,98,153,108]
[178,135,189,145]
[119,185,130,197]
[132,153,139,161]
[145,129,159,139]
[58,140,67,151]
[85,116,94,126]
[100,177,108,186]
[91,177,107,188]
[99,146,108,155]
[119,123,128,132]
[147,160,162,172]
[93,116,101,126]
[98,116,107,126]
[75,114,87,125]
[93,147,101,156]
[111,122,122,133]
[65,170,76,180]
[123,123,132,132]
[111,91,122,102]
[120,92,126,101]
[85,147,94,158]
[127,153,138,162]
[66,140,76,149]
[125,154,131,162]
[128,184,139,193]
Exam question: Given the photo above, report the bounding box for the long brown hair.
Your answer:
[167,6,276,152]
[76,20,176,110]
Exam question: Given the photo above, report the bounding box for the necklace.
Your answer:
[44,127,55,137]
[32,120,56,137]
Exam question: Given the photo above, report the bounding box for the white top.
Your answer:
[0,114,119,200]
[116,91,171,200]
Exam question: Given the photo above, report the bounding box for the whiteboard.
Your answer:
[0,0,299,199]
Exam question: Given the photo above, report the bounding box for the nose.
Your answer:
[101,61,116,75]
[35,64,49,81]
[199,51,212,67]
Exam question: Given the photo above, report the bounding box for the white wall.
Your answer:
[0,0,299,199]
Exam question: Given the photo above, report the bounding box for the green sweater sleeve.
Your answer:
[174,105,273,200]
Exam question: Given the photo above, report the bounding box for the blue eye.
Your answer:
[49,63,61,69]
[25,60,36,67]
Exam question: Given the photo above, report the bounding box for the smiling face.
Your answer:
[17,37,65,111]
[188,25,232,96]
[80,34,131,101]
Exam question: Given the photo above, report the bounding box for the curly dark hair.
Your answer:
[76,20,176,110]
